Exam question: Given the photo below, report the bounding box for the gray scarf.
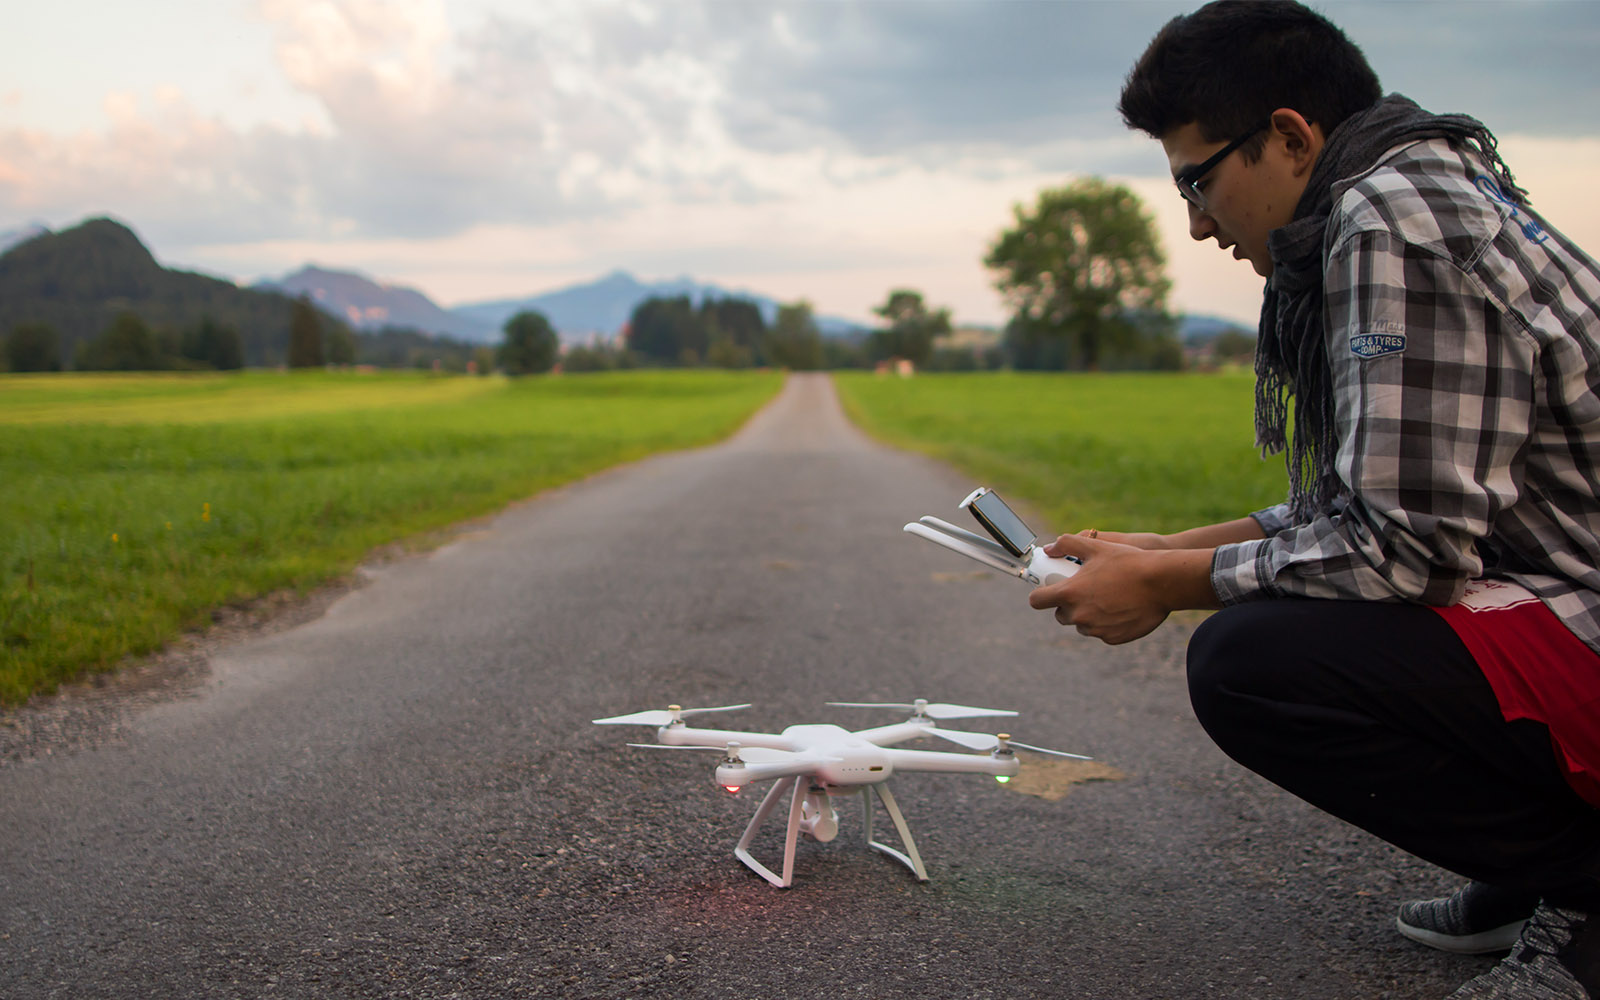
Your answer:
[1255,93,1524,520]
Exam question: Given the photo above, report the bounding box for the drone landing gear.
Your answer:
[862,783,927,883]
[733,778,926,888]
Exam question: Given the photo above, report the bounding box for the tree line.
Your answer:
[0,297,407,373]
[490,176,1221,375]
[484,289,981,376]
[2,179,1252,376]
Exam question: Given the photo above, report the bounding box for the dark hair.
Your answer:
[1118,0,1381,153]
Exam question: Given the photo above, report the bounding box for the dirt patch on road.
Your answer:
[1004,758,1128,802]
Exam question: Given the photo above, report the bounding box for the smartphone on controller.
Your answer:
[960,487,1037,559]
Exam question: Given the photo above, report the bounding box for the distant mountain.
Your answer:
[256,266,493,342]
[1178,313,1255,344]
[451,270,868,342]
[0,217,345,368]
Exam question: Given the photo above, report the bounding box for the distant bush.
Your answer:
[562,344,613,372]
[326,324,358,367]
[922,347,986,372]
[179,316,244,371]
[5,321,62,372]
[75,311,167,371]
[471,346,495,375]
[1211,329,1257,365]
[356,327,479,370]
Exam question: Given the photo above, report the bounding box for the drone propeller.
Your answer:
[826,698,1018,720]
[593,703,753,727]
[624,742,797,764]
[926,727,1092,760]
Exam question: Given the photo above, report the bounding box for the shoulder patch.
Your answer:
[1350,326,1406,359]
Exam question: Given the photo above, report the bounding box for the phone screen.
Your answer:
[967,489,1036,558]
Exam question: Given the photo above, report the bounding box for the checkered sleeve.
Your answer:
[1248,502,1294,536]
[1212,214,1537,606]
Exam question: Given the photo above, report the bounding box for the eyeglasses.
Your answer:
[1174,124,1265,209]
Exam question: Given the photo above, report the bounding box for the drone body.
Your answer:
[593,700,1087,887]
[656,721,1021,789]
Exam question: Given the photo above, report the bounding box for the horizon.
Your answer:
[17,215,1260,333]
[6,1,1599,330]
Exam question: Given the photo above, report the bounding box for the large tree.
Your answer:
[497,310,560,375]
[764,302,824,371]
[870,289,950,367]
[627,296,706,365]
[985,178,1175,370]
[701,296,767,368]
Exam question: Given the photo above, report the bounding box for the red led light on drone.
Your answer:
[721,784,742,795]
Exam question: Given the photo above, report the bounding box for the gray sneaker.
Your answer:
[1447,902,1598,999]
[1399,882,1539,955]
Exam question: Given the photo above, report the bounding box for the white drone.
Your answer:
[593,699,1089,887]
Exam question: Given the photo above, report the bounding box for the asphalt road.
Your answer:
[2,373,1493,999]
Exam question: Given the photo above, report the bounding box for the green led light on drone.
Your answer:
[995,775,1011,784]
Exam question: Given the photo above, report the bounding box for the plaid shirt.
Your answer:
[1212,138,1600,655]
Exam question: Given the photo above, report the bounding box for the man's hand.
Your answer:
[1029,533,1221,645]
[1063,528,1170,550]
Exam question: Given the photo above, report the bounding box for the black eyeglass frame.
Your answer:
[1174,124,1266,208]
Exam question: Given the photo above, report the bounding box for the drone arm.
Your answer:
[657,726,797,752]
[884,748,1020,777]
[852,721,940,747]
[717,756,823,785]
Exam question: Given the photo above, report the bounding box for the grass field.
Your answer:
[832,370,1287,537]
[0,369,783,704]
[3,368,1286,706]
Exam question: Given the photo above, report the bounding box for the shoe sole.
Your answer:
[1395,915,1526,955]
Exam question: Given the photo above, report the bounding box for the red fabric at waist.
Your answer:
[1433,579,1600,808]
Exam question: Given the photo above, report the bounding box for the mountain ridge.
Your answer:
[0,217,346,368]
[256,265,872,344]
[449,269,874,343]
[255,266,493,342]
[0,222,50,256]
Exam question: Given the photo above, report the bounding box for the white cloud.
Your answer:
[264,0,452,124]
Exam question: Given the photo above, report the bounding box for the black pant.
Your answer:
[1187,598,1600,910]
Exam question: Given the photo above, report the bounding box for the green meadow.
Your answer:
[0,370,783,704]
[832,370,1287,536]
[2,368,1286,706]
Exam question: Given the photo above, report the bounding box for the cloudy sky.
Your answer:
[5,0,1598,327]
